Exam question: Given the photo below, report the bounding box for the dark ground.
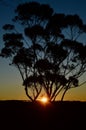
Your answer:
[0,100,86,130]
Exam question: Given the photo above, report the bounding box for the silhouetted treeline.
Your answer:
[1,2,86,102]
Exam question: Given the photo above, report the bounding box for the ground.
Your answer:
[0,100,86,130]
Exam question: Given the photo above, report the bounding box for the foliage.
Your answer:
[0,2,86,101]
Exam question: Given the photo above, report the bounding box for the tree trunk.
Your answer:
[61,88,68,101]
[25,86,33,102]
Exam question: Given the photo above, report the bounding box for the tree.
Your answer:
[0,2,86,101]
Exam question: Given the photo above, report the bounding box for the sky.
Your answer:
[0,0,86,101]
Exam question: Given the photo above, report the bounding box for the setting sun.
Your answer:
[41,97,48,103]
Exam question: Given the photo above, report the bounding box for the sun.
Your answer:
[38,96,49,104]
[37,94,50,104]
[41,96,48,103]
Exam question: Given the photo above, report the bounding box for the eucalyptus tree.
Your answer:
[0,2,86,101]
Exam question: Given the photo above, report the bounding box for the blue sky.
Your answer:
[0,0,86,100]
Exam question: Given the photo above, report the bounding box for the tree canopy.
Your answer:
[0,1,86,101]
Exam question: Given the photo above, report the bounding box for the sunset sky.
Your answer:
[0,0,86,101]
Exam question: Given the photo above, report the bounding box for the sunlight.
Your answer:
[41,96,48,103]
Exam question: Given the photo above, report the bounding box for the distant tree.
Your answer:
[0,2,86,101]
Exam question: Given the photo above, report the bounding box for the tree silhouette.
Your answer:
[0,2,86,101]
